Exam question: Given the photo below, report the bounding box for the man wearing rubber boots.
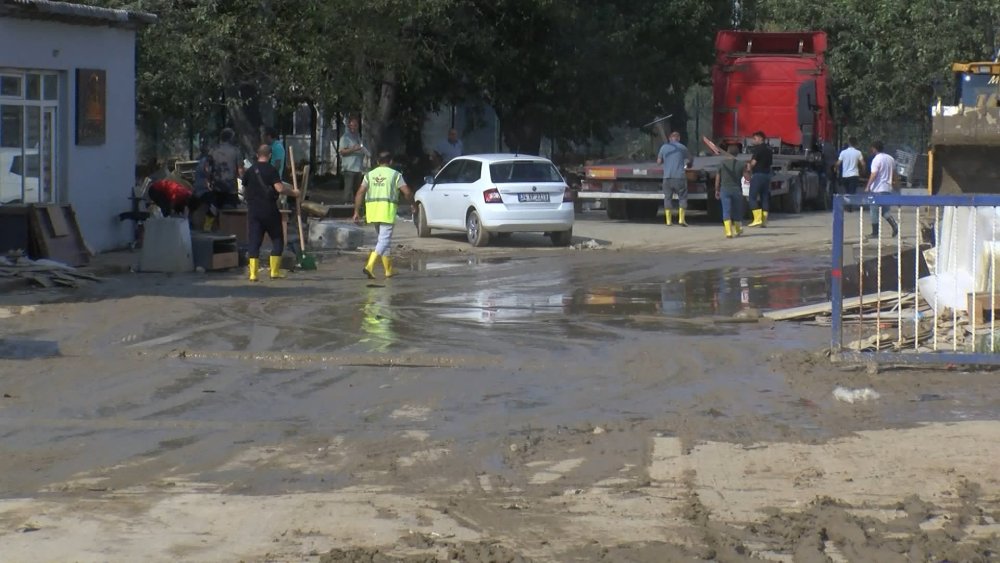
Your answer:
[656,131,692,226]
[714,142,744,239]
[747,131,773,227]
[353,151,413,280]
[244,144,300,282]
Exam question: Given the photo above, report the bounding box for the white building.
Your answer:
[0,0,155,252]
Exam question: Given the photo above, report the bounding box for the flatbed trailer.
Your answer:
[579,30,833,220]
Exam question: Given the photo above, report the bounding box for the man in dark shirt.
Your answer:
[747,131,773,227]
[243,144,300,282]
[714,142,745,238]
[209,128,244,216]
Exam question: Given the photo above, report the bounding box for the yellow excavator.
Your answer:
[929,58,1000,194]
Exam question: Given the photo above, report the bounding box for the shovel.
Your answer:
[288,147,316,270]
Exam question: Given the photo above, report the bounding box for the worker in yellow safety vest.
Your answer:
[353,151,413,279]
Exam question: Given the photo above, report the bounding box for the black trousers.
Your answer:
[247,211,284,259]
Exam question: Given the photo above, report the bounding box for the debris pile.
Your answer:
[0,253,104,289]
[768,290,998,353]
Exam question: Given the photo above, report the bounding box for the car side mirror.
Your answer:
[423,175,436,186]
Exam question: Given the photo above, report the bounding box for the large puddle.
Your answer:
[418,257,829,325]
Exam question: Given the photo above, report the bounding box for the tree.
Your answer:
[89,0,735,160]
[466,0,732,154]
[755,0,1000,145]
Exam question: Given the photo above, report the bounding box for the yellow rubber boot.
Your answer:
[269,255,286,279]
[762,210,769,227]
[203,216,215,232]
[734,221,743,236]
[678,208,688,227]
[664,209,672,226]
[248,257,259,282]
[382,256,394,278]
[723,220,733,238]
[363,251,379,280]
[748,209,763,227]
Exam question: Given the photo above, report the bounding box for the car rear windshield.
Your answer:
[489,161,563,183]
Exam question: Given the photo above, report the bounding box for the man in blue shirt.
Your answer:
[656,131,692,226]
[433,128,464,169]
[262,127,285,180]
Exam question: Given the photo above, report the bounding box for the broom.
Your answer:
[288,147,317,270]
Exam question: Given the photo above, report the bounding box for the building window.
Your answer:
[1,69,59,204]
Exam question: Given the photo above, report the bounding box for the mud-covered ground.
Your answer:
[1,211,999,562]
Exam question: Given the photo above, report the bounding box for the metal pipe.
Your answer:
[914,207,920,351]
[876,205,883,351]
[858,203,865,344]
[934,206,940,351]
[897,206,903,344]
[973,209,979,344]
[951,208,958,352]
[831,195,845,353]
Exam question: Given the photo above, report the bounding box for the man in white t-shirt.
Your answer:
[865,140,898,238]
[835,136,865,211]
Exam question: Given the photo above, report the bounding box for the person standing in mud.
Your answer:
[353,151,413,280]
[340,117,366,204]
[657,131,692,227]
[714,142,744,239]
[746,131,772,227]
[865,140,899,239]
[243,144,300,282]
[836,136,865,212]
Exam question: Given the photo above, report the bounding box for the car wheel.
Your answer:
[550,228,573,247]
[466,209,490,247]
[414,203,431,237]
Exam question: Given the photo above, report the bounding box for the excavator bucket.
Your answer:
[930,97,1000,195]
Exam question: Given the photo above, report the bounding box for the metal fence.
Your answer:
[831,193,1000,365]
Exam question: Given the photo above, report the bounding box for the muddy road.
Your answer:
[1,222,1000,561]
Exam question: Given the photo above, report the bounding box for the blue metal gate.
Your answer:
[831,193,1000,365]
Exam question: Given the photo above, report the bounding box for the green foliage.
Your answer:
[87,0,733,155]
[756,0,1000,144]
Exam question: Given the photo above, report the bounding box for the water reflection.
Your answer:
[566,267,827,318]
[359,287,397,352]
[417,262,828,326]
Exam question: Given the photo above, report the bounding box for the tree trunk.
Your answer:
[308,101,318,172]
[499,103,545,156]
[363,69,398,156]
[224,82,262,157]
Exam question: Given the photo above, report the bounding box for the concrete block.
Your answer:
[139,217,193,272]
[308,220,364,250]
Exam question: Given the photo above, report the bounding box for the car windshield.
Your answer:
[489,161,562,183]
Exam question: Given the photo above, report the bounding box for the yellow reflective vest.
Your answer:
[364,165,402,224]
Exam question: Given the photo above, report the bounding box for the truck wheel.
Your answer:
[625,201,658,220]
[782,180,803,214]
[707,196,722,222]
[607,200,627,220]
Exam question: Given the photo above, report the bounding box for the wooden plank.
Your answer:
[967,292,1000,328]
[22,273,55,288]
[764,291,905,321]
[46,206,70,237]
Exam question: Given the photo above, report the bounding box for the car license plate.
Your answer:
[517,193,550,202]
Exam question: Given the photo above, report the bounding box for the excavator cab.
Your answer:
[929,61,1000,194]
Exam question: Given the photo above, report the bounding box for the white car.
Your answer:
[413,154,575,247]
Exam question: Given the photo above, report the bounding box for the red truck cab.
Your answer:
[713,31,834,151]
